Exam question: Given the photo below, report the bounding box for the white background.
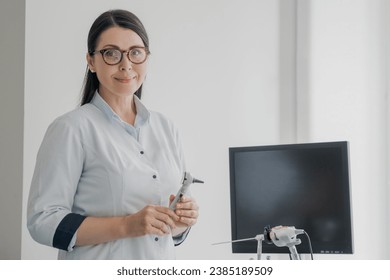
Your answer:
[0,0,389,260]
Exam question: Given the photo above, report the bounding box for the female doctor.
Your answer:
[27,9,199,259]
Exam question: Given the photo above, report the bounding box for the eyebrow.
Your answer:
[101,44,145,50]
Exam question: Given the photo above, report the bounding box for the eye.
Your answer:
[103,49,121,59]
[130,48,144,57]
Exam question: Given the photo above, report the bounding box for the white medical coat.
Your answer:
[27,93,187,259]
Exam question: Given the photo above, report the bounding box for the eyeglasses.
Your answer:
[90,47,150,65]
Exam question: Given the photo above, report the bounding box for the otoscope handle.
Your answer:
[169,172,203,210]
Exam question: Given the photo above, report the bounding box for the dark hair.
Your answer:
[81,10,149,105]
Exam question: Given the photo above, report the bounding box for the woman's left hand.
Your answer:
[169,195,199,230]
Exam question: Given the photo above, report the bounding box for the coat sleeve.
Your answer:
[27,116,86,251]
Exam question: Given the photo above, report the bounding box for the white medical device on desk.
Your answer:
[169,172,203,210]
[213,225,308,260]
[264,225,305,260]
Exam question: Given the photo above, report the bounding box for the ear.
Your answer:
[86,53,96,73]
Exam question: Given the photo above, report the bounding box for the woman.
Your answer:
[27,9,198,260]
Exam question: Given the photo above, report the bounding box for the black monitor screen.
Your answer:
[229,141,353,254]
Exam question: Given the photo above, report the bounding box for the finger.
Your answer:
[153,207,179,229]
[144,222,165,236]
[149,219,171,234]
[155,205,180,221]
[155,205,178,216]
[176,196,198,208]
[175,209,199,219]
[179,195,190,203]
[177,216,197,226]
[146,212,173,234]
[156,214,177,230]
[142,205,178,233]
[176,200,198,211]
[139,209,168,235]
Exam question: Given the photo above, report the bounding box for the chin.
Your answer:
[115,86,139,96]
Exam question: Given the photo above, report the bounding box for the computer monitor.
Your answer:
[229,141,353,254]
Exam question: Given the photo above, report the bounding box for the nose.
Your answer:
[119,53,133,71]
[120,65,132,71]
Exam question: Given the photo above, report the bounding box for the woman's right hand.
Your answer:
[124,205,180,237]
[75,205,179,247]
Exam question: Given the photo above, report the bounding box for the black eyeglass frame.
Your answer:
[90,46,150,65]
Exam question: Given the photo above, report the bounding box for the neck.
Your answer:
[99,90,137,125]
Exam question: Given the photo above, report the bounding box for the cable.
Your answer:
[304,231,314,260]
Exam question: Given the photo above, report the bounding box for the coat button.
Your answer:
[155,237,159,241]
[140,151,144,155]
[153,175,157,179]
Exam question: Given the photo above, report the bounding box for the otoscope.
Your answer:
[169,172,204,210]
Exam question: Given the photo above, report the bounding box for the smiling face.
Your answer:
[87,26,148,100]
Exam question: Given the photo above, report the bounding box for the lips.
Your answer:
[115,76,135,83]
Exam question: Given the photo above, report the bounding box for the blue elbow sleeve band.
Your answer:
[53,213,86,251]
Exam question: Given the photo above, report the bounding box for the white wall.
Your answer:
[296,0,389,259]
[13,0,390,260]
[22,0,281,259]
